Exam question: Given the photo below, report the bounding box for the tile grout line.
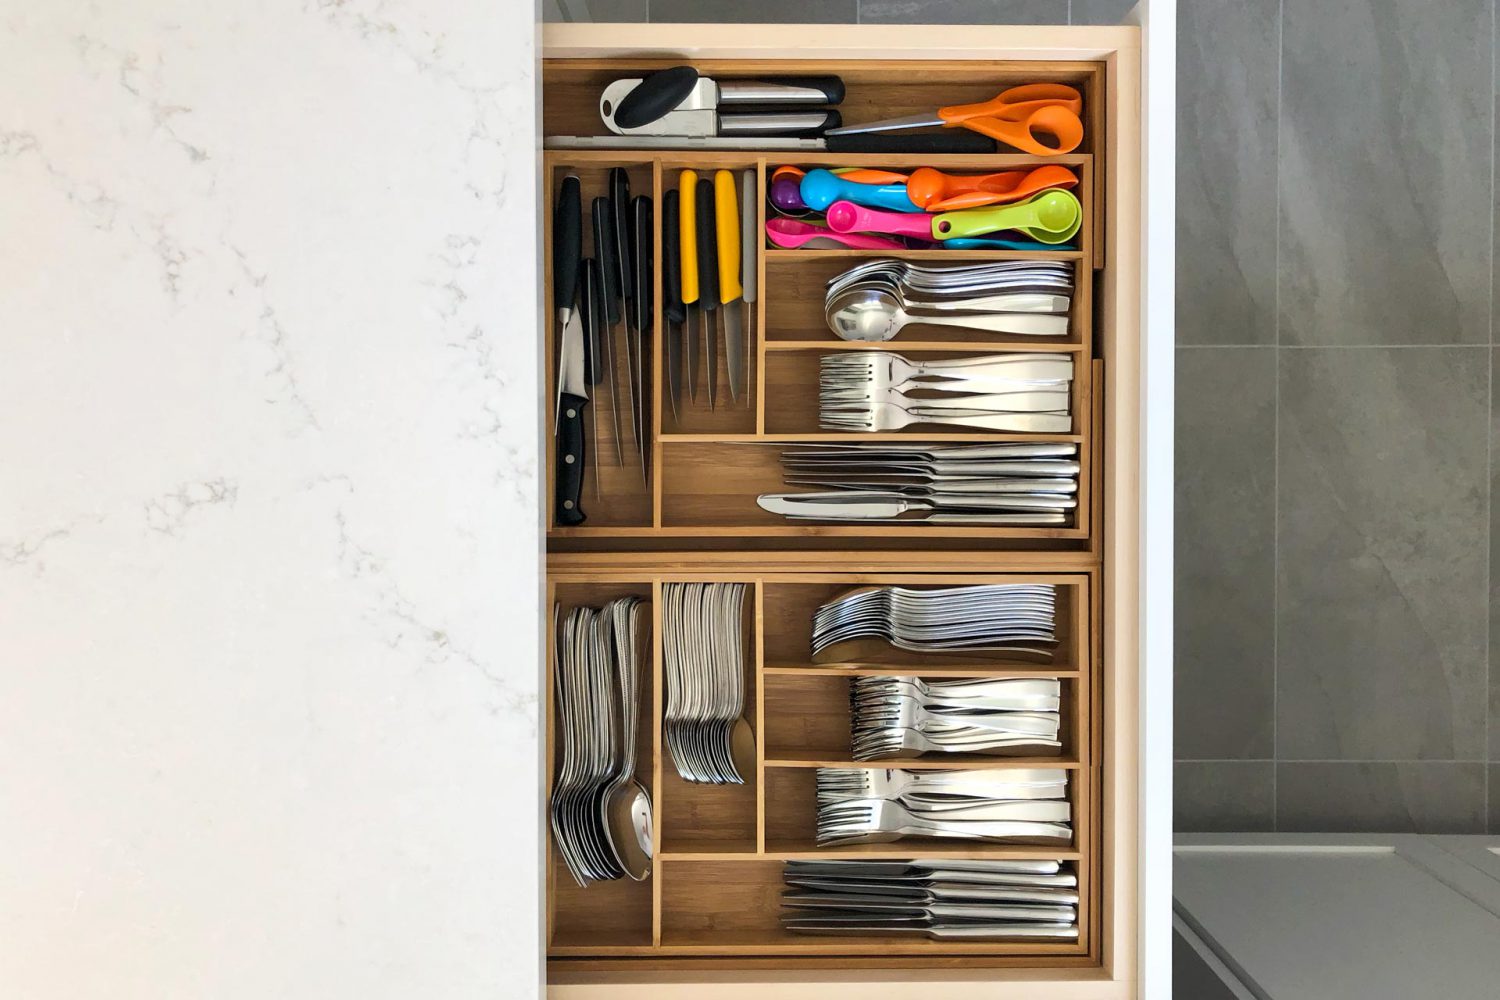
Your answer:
[1176,758,1493,765]
[1180,343,1492,350]
[1487,0,1496,835]
[1271,0,1284,833]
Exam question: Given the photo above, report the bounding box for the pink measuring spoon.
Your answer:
[765,217,905,250]
[824,200,937,240]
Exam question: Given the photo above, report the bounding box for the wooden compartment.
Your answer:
[763,255,1088,349]
[542,59,1105,160]
[547,579,656,953]
[762,766,1084,858]
[762,348,1085,437]
[657,858,1087,957]
[761,671,1084,767]
[658,158,763,439]
[760,574,1089,672]
[544,161,656,529]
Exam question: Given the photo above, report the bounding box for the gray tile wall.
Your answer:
[546,0,1500,833]
[1177,0,1497,835]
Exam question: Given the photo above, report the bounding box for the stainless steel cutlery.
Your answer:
[813,767,1073,847]
[662,582,754,784]
[758,441,1080,525]
[824,259,1073,342]
[820,351,1074,432]
[782,857,1079,939]
[549,599,653,886]
[810,583,1059,663]
[850,675,1063,760]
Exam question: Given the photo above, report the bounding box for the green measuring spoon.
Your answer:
[932,189,1082,245]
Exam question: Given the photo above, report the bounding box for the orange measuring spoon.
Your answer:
[771,165,909,185]
[907,164,1079,211]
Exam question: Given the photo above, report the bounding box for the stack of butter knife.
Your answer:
[757,442,1079,524]
[782,858,1079,940]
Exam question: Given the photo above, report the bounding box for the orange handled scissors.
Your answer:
[825,83,1083,156]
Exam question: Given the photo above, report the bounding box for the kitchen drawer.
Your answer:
[541,20,1152,999]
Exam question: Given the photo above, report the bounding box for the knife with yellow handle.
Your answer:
[678,169,699,402]
[714,169,744,404]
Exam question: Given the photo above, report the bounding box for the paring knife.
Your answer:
[591,197,625,463]
[741,169,757,405]
[610,168,644,478]
[695,177,720,409]
[662,189,685,422]
[553,196,588,527]
[630,194,653,482]
[679,170,700,402]
[714,170,744,404]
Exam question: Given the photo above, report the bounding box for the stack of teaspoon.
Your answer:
[757,441,1079,525]
[825,260,1074,343]
[662,582,755,784]
[549,599,653,886]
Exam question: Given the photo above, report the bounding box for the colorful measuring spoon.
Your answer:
[907,164,1079,211]
[801,168,919,213]
[764,217,906,250]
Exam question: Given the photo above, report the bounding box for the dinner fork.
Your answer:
[815,799,1072,845]
[820,401,1073,433]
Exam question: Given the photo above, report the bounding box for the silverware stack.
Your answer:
[850,676,1063,760]
[814,767,1072,846]
[662,582,754,784]
[819,351,1073,432]
[549,599,653,886]
[825,260,1073,342]
[757,441,1079,525]
[781,858,1079,940]
[810,583,1059,664]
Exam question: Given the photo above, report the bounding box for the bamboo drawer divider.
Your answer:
[544,52,1112,977]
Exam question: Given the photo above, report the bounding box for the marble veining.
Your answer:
[1,2,542,997]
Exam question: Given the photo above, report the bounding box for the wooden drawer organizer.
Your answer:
[543,44,1124,984]
[544,59,1105,550]
[548,571,1101,966]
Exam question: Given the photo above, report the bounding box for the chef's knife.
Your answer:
[630,194,652,481]
[713,169,744,405]
[695,177,719,409]
[591,197,625,463]
[552,175,581,427]
[756,494,1070,523]
[662,188,685,422]
[679,170,700,402]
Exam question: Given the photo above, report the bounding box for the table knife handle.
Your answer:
[555,392,588,526]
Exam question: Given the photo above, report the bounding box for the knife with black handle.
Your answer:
[610,168,642,473]
[554,241,589,528]
[552,175,581,422]
[630,194,653,480]
[578,256,601,499]
[662,189,684,421]
[694,177,719,409]
[591,196,625,463]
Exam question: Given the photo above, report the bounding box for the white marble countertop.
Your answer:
[1,3,543,997]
